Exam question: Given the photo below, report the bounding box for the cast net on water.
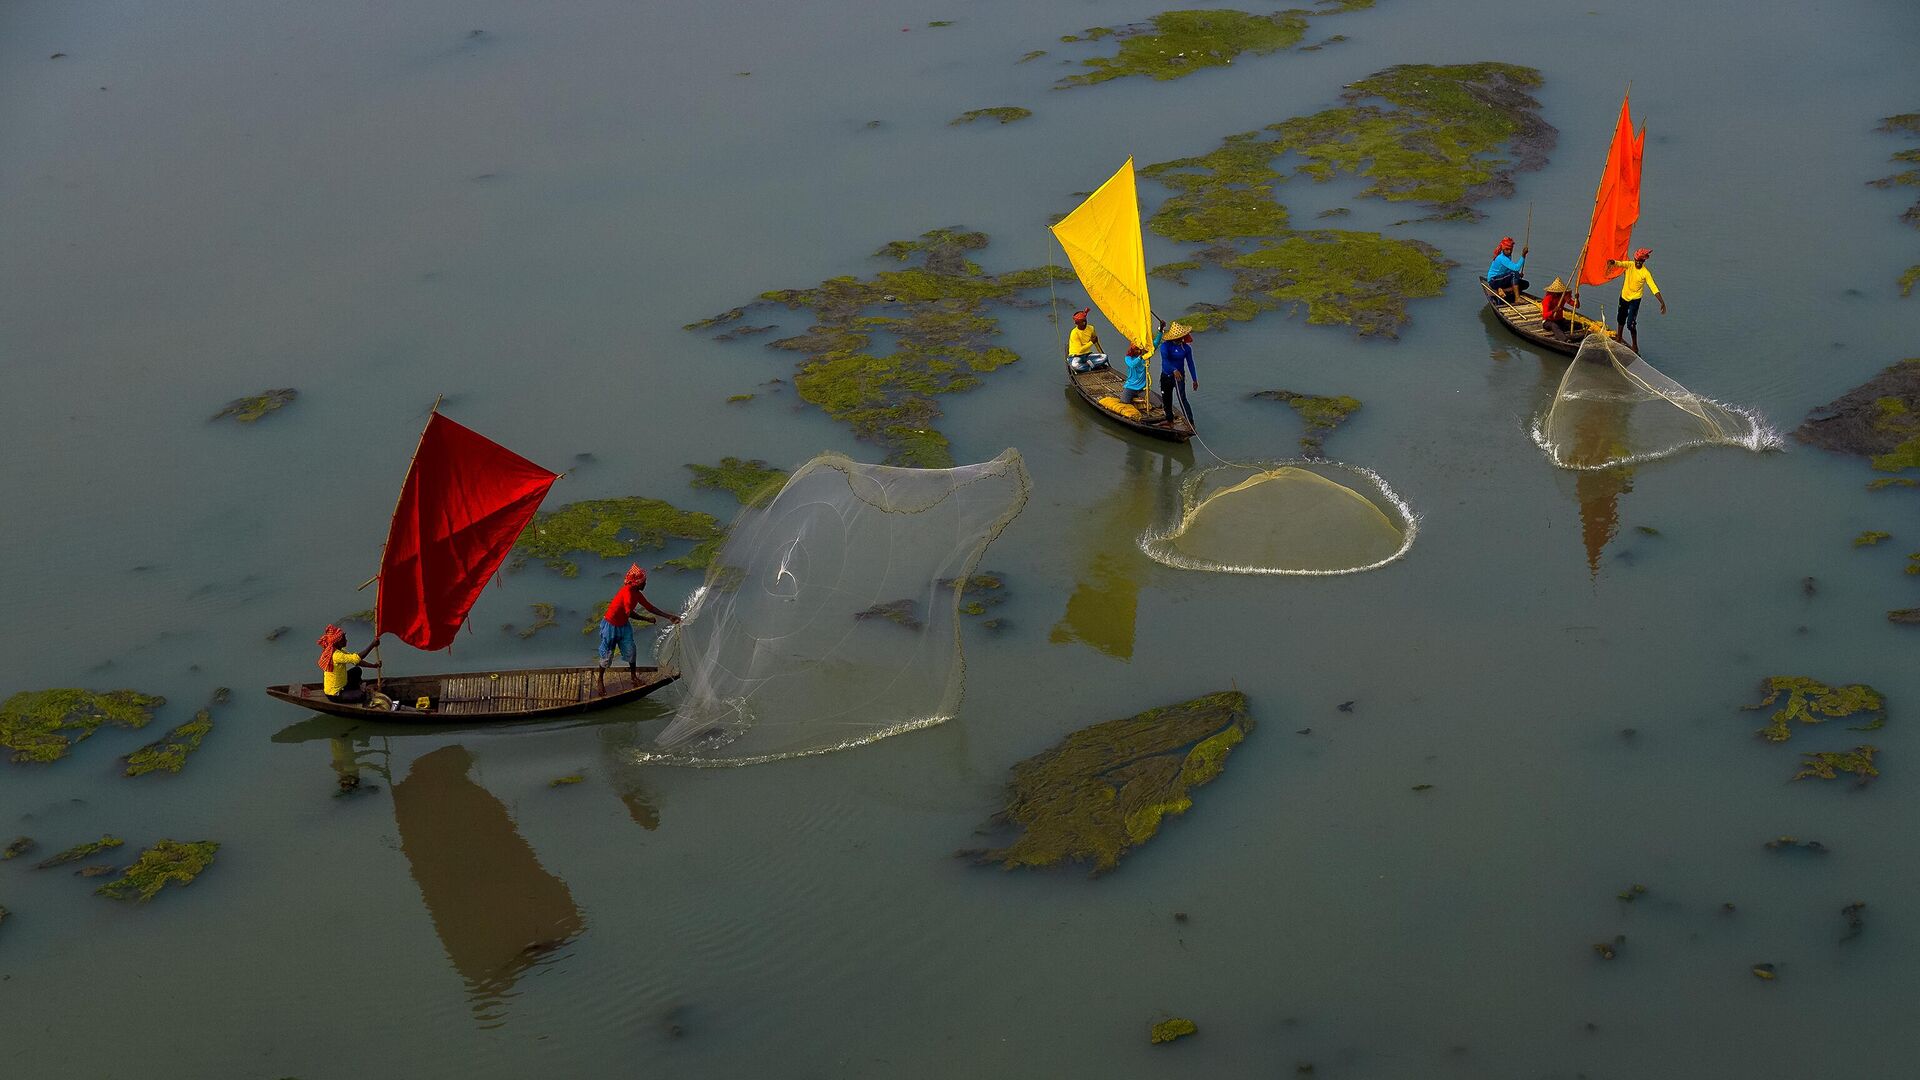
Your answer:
[1140,459,1416,575]
[1535,334,1777,469]
[640,450,1030,766]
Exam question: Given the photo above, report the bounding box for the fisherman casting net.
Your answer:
[1535,334,1775,469]
[642,450,1030,766]
[1141,460,1416,575]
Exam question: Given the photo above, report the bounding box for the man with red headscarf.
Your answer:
[1607,247,1665,353]
[317,625,381,704]
[1486,236,1529,303]
[1065,308,1106,373]
[598,564,680,688]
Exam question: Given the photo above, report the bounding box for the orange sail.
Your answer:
[376,412,559,651]
[1578,94,1646,288]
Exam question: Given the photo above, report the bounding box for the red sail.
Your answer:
[376,413,559,651]
[1578,94,1646,288]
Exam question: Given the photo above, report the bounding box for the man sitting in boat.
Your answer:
[1486,236,1529,303]
[598,564,680,689]
[1066,308,1107,372]
[1541,278,1579,339]
[317,624,381,704]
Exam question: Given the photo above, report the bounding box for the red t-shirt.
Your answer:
[1542,292,1569,320]
[604,584,645,627]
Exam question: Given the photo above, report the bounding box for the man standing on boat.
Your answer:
[1157,320,1196,427]
[1066,308,1105,372]
[1607,248,1665,353]
[598,564,679,689]
[1487,237,1528,303]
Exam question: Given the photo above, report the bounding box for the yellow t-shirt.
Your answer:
[1612,262,1659,300]
[1068,324,1099,355]
[323,650,362,695]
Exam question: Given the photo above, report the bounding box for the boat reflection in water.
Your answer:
[1049,443,1182,661]
[391,744,586,1027]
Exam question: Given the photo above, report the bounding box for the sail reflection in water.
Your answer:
[392,745,585,1027]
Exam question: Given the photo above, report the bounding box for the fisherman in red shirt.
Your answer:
[598,564,679,689]
[1540,277,1579,339]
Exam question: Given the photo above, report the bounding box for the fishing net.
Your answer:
[1535,334,1775,469]
[1141,460,1416,575]
[642,450,1030,766]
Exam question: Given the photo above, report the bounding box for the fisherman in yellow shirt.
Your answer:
[1066,308,1106,372]
[1607,247,1666,353]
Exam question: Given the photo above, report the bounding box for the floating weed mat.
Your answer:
[1053,3,1377,87]
[1743,677,1885,743]
[1533,335,1779,470]
[1,689,164,764]
[1795,357,1920,473]
[95,840,218,902]
[1141,460,1416,575]
[962,691,1252,875]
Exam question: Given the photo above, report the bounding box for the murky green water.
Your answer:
[4,1,1918,1076]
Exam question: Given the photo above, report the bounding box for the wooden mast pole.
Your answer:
[365,395,443,693]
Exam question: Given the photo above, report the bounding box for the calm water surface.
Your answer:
[4,1,1918,1076]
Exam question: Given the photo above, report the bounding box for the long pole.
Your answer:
[368,395,443,693]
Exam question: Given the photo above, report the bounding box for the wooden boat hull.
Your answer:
[265,665,677,723]
[1481,281,1632,359]
[1066,360,1196,442]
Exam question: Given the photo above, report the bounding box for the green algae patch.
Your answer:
[515,497,724,576]
[725,393,754,403]
[96,840,218,902]
[963,690,1253,875]
[2,689,165,765]
[212,388,297,423]
[1890,609,1920,625]
[1870,114,1920,236]
[692,227,1066,465]
[1017,49,1047,63]
[1794,746,1879,784]
[1743,677,1885,742]
[1150,260,1202,284]
[1056,6,1372,87]
[1151,1017,1198,1044]
[942,572,1009,619]
[1796,359,1920,466]
[511,602,558,639]
[1251,389,1362,453]
[687,457,789,505]
[854,599,922,630]
[1855,531,1892,547]
[1208,231,1451,336]
[124,708,214,777]
[3,836,34,861]
[340,608,375,625]
[549,774,584,787]
[36,835,123,869]
[952,107,1032,126]
[1900,265,1919,297]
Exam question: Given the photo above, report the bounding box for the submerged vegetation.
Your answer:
[687,457,789,505]
[1854,531,1892,547]
[1743,677,1885,742]
[1151,1017,1199,1044]
[1871,115,1919,297]
[96,840,218,902]
[1054,3,1375,87]
[124,690,223,776]
[3,837,33,861]
[515,497,724,576]
[1138,63,1543,335]
[951,107,1032,126]
[1796,359,1920,471]
[1251,390,1361,453]
[942,572,1009,619]
[36,835,123,869]
[211,388,297,423]
[1794,746,1879,784]
[2,689,164,764]
[853,599,922,630]
[963,690,1253,875]
[689,227,1067,465]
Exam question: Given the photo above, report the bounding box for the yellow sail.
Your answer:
[1050,158,1155,352]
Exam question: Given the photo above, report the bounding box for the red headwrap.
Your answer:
[1072,308,1090,321]
[625,564,647,586]
[1496,237,1514,253]
[316,625,346,671]
[1634,247,1652,261]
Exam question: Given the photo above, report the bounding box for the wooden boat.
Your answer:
[1066,359,1196,441]
[267,665,678,722]
[1051,159,1197,442]
[1486,91,1648,360]
[265,405,676,725]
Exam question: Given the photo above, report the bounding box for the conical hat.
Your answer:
[1544,277,1570,294]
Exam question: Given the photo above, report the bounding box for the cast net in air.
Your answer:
[1535,334,1777,469]
[1141,460,1416,575]
[641,450,1030,766]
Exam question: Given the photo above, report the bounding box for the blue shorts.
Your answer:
[597,620,636,665]
[1487,271,1524,292]
[1617,296,1643,328]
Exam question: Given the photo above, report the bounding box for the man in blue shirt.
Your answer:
[1157,320,1197,427]
[1486,236,1528,303]
[1120,344,1150,409]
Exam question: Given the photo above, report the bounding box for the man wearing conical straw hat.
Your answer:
[1156,319,1197,427]
[1540,277,1579,340]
